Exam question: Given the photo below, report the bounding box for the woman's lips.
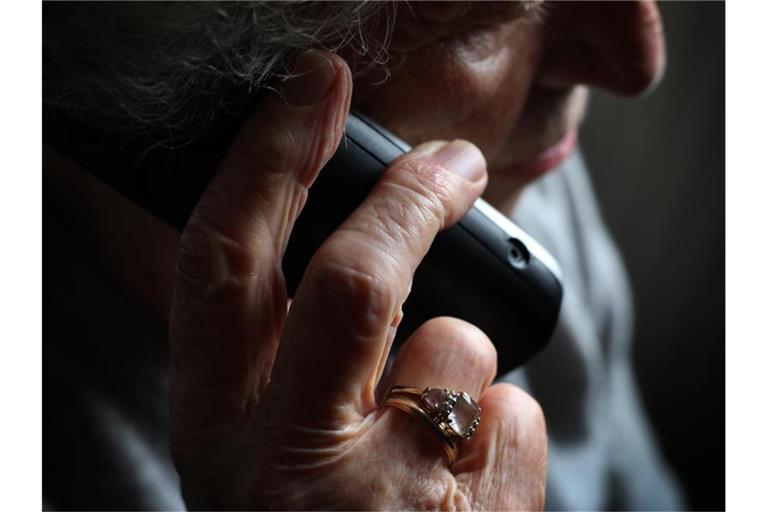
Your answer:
[501,128,578,180]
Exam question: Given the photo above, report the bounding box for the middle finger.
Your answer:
[267,140,487,426]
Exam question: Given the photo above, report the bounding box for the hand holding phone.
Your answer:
[166,52,546,509]
[46,51,550,509]
[285,113,563,371]
[48,108,562,375]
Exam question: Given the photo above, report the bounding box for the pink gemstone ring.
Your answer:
[382,386,482,465]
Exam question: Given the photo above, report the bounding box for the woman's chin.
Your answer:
[499,128,578,181]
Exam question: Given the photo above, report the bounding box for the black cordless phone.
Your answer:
[46,111,563,372]
[288,114,563,371]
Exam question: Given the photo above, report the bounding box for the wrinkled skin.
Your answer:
[355,1,665,208]
[170,52,546,510]
[168,2,665,509]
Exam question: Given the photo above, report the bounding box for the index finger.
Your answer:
[267,139,487,426]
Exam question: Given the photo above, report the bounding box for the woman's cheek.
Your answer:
[354,22,541,162]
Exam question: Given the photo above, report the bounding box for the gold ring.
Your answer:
[382,386,481,466]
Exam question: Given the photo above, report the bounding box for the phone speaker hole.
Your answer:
[508,238,530,268]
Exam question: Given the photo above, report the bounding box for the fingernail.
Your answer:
[432,140,486,182]
[283,50,338,107]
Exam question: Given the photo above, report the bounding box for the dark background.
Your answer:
[580,2,724,510]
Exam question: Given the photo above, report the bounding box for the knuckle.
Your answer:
[231,122,298,174]
[175,215,270,307]
[262,124,299,171]
[304,253,396,338]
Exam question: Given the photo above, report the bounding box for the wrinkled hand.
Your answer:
[169,50,547,510]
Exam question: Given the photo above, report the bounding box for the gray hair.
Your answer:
[43,2,396,143]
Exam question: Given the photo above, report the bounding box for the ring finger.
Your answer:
[376,316,497,465]
[380,316,497,399]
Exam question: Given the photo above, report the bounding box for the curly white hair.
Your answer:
[43,2,396,141]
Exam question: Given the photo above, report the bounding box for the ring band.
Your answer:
[382,386,482,466]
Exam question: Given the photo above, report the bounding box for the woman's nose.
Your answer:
[536,1,667,96]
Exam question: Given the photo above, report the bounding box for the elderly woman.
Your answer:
[43,1,681,510]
